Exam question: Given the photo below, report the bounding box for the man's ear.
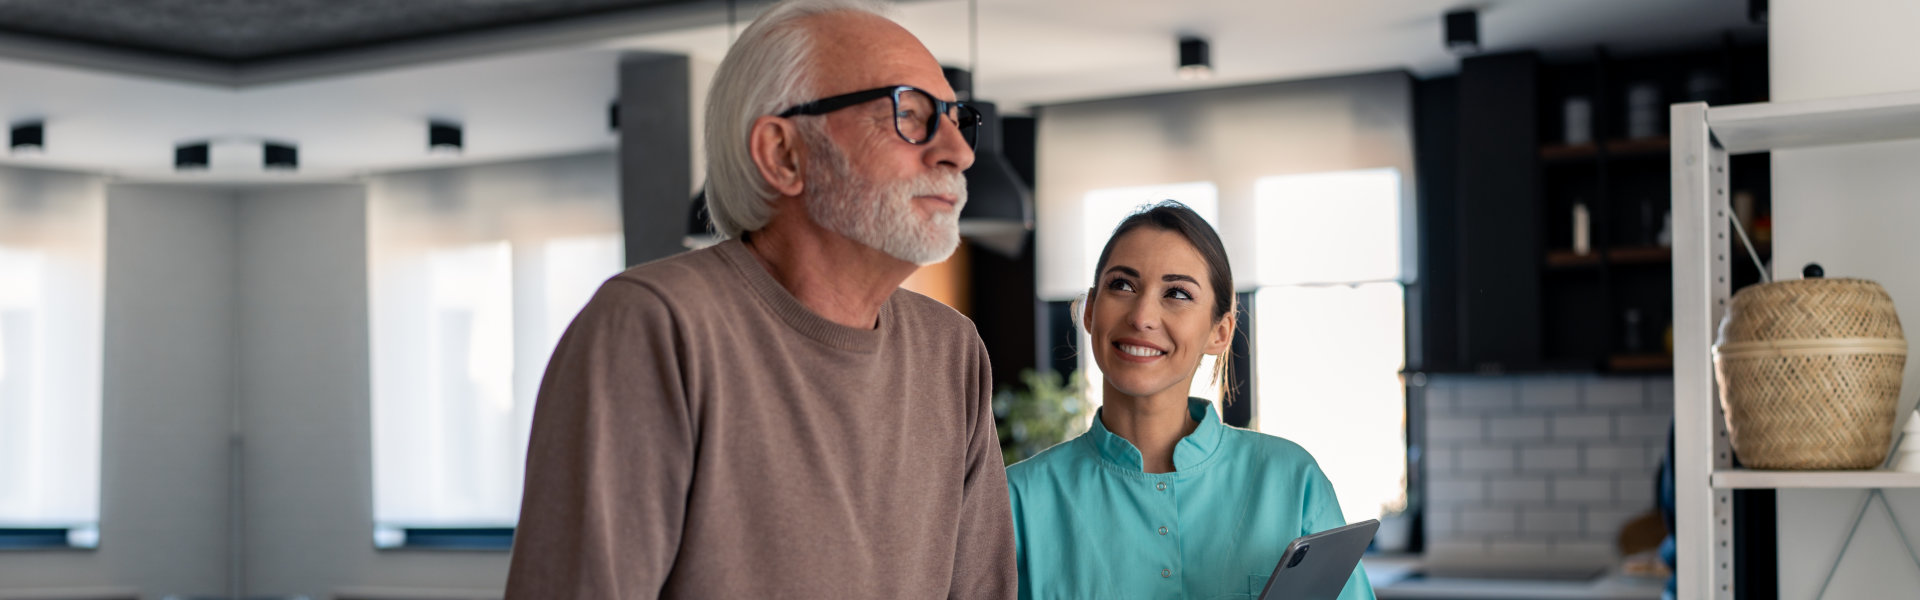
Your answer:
[749,115,807,197]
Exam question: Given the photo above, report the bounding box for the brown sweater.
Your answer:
[505,239,1016,599]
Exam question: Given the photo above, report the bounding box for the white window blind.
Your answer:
[367,155,621,544]
[0,168,105,547]
[1251,168,1408,522]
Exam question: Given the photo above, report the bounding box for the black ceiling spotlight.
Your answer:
[1178,36,1212,81]
[175,141,210,170]
[10,120,44,153]
[263,141,298,170]
[1445,9,1479,55]
[429,120,463,154]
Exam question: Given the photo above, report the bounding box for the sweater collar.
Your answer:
[715,238,887,354]
[1086,397,1225,473]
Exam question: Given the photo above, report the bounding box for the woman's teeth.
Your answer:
[1119,344,1165,357]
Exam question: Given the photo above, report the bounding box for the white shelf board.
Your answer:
[1711,468,1920,489]
[1705,89,1920,154]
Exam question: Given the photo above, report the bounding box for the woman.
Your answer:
[1007,201,1374,600]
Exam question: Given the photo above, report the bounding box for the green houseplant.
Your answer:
[994,369,1090,465]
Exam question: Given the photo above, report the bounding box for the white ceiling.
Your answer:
[0,0,1761,182]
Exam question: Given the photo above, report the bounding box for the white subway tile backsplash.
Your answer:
[1518,377,1582,410]
[1551,476,1616,504]
[1488,415,1549,441]
[1424,374,1673,570]
[1427,507,1457,536]
[1520,508,1583,535]
[1552,414,1613,439]
[1584,508,1646,538]
[1615,414,1669,439]
[1549,540,1617,561]
[1489,476,1549,503]
[1455,378,1517,411]
[1461,508,1519,535]
[1458,446,1517,472]
[1427,447,1458,472]
[1616,477,1657,508]
[1429,416,1485,442]
[1583,377,1646,409]
[1430,478,1487,503]
[1645,377,1675,411]
[1584,444,1652,471]
[1519,445,1582,472]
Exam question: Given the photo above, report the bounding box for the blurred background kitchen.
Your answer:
[3,0,1918,599]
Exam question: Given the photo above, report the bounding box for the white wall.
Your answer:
[237,183,509,599]
[1770,0,1920,596]
[0,178,236,600]
[1034,71,1416,300]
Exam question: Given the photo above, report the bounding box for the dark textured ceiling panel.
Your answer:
[0,0,698,61]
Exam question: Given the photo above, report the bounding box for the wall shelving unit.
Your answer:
[1672,89,1920,599]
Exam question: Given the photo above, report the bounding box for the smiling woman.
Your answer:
[1007,201,1375,600]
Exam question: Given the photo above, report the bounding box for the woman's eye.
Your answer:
[1106,279,1135,293]
[1167,288,1194,301]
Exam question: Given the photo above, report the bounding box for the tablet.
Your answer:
[1256,519,1379,600]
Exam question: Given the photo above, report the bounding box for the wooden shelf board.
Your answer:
[1608,354,1673,372]
[1545,250,1602,268]
[1608,246,1672,264]
[1538,137,1671,161]
[1544,246,1672,269]
[1540,143,1598,161]
[1711,468,1920,489]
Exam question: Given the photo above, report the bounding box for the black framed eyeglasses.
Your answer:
[777,85,982,149]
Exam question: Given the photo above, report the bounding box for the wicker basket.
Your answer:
[1713,277,1908,470]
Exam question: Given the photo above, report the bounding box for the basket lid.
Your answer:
[1717,277,1904,346]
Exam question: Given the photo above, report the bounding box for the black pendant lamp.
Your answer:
[946,0,1034,257]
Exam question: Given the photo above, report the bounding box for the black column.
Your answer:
[619,53,693,267]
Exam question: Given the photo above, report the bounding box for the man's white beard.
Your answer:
[804,135,968,266]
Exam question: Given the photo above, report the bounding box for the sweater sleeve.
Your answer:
[505,279,692,599]
[949,340,1018,599]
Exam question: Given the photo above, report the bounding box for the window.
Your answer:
[367,161,622,548]
[1250,168,1408,523]
[0,173,105,549]
[1075,182,1221,412]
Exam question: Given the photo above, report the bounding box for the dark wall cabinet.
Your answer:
[1417,42,1769,374]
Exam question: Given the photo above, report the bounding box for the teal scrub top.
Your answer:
[1006,398,1376,600]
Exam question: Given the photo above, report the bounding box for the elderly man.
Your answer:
[503,0,1015,597]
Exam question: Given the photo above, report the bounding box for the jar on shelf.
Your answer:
[1713,272,1908,469]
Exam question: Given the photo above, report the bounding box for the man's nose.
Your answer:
[924,114,975,172]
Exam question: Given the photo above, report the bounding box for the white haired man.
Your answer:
[503,0,1016,597]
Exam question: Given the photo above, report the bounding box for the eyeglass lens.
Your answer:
[893,88,980,148]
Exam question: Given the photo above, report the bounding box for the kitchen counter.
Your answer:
[1365,556,1666,600]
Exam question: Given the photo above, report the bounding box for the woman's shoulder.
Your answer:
[1005,435,1091,487]
[1221,426,1325,471]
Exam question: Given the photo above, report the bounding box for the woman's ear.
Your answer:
[748,115,807,197]
[1077,289,1094,335]
[1205,311,1236,356]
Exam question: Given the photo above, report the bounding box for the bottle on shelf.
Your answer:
[1573,201,1592,255]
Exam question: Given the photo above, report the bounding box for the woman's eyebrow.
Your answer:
[1103,265,1140,278]
[1162,274,1198,285]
